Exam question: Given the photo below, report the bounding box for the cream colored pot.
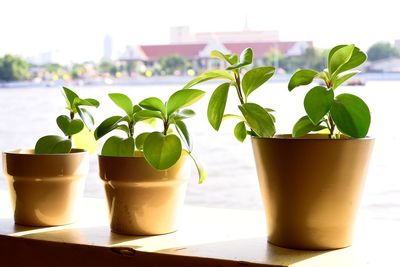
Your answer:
[2,149,88,226]
[98,154,190,235]
[251,134,374,250]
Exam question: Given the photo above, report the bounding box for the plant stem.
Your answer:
[68,112,75,140]
[234,72,245,105]
[163,119,169,135]
[128,121,134,138]
[327,114,336,139]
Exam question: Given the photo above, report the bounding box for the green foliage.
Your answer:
[35,135,72,154]
[157,54,192,75]
[367,42,399,61]
[288,44,370,139]
[183,48,276,140]
[35,87,99,154]
[0,54,29,81]
[95,89,206,183]
[143,132,182,170]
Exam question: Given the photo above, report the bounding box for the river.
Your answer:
[0,81,399,221]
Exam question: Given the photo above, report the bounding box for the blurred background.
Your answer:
[0,0,399,222]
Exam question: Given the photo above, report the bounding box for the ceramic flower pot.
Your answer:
[98,153,190,235]
[2,149,88,226]
[251,134,374,250]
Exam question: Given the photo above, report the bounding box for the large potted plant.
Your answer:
[183,45,374,250]
[94,89,206,235]
[2,87,99,226]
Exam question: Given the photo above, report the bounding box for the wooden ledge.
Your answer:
[0,192,397,266]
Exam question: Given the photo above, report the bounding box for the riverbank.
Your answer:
[2,72,400,89]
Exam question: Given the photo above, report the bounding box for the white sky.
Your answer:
[0,0,399,62]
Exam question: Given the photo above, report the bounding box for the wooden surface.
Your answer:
[0,191,398,267]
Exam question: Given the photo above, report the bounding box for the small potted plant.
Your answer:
[184,45,374,250]
[2,87,99,226]
[94,89,206,235]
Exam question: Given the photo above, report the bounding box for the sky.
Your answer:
[0,0,399,63]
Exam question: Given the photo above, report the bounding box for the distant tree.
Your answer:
[157,55,191,75]
[98,60,117,76]
[0,54,29,81]
[71,63,86,79]
[264,48,284,69]
[43,63,63,74]
[367,42,399,61]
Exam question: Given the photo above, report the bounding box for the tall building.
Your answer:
[103,35,113,61]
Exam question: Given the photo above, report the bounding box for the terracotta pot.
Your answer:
[2,149,88,227]
[251,134,374,250]
[98,154,190,235]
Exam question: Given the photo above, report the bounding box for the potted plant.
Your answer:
[2,87,99,226]
[94,89,206,235]
[183,45,374,250]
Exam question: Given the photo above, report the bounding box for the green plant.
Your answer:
[183,48,276,142]
[288,44,370,139]
[35,87,100,153]
[94,89,206,183]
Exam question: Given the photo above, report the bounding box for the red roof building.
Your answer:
[121,41,312,62]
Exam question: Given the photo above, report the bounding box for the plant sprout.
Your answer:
[94,89,207,183]
[288,44,370,139]
[35,87,99,153]
[183,48,276,142]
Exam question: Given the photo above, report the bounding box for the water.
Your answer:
[0,81,399,221]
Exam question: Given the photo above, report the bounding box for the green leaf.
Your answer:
[238,103,275,137]
[332,70,361,89]
[74,98,100,108]
[167,89,205,115]
[210,50,238,65]
[331,93,371,138]
[222,114,245,121]
[35,135,72,154]
[134,110,163,121]
[101,136,135,157]
[304,86,334,125]
[183,70,234,89]
[226,48,253,70]
[174,120,192,151]
[171,109,196,121]
[135,132,150,150]
[336,47,367,74]
[328,45,346,64]
[288,69,318,91]
[76,106,95,129]
[242,67,275,98]
[207,82,230,130]
[328,44,355,75]
[116,125,130,135]
[56,115,84,136]
[234,121,247,142]
[143,132,182,170]
[188,152,207,184]
[109,93,133,116]
[139,97,166,114]
[292,115,323,138]
[94,116,124,140]
[62,87,79,111]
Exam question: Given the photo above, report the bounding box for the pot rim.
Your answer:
[251,134,374,141]
[3,148,87,156]
[98,149,190,159]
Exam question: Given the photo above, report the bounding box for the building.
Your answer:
[120,40,312,73]
[103,35,113,61]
